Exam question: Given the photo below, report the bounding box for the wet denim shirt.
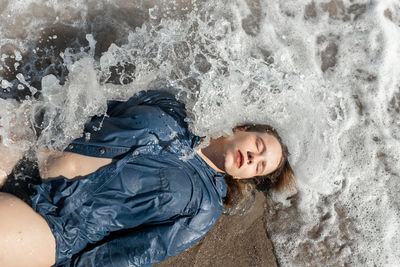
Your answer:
[28,90,227,267]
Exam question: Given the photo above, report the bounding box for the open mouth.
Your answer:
[236,150,244,168]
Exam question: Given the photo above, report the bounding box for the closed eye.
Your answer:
[257,137,265,153]
[256,137,267,174]
[257,161,266,175]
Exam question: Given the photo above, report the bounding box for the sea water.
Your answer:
[0,0,399,266]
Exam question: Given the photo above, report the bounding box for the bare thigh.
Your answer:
[0,193,56,267]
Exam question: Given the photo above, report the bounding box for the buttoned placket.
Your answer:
[65,142,132,158]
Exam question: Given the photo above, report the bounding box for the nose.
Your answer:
[247,151,261,165]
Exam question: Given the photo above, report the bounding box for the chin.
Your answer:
[224,165,240,178]
[224,153,235,175]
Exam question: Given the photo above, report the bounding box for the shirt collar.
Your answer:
[193,152,227,198]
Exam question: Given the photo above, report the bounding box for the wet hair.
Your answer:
[222,124,296,215]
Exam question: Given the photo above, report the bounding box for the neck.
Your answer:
[196,137,226,174]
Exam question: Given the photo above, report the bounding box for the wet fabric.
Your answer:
[27,90,227,267]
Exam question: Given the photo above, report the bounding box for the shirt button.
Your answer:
[99,148,105,155]
[133,151,140,156]
[68,144,74,149]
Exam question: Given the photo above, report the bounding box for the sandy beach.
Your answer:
[1,0,400,265]
[156,192,278,267]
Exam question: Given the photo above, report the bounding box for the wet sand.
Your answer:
[155,192,278,267]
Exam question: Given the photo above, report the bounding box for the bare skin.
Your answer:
[0,192,56,267]
[197,130,283,179]
[0,141,24,187]
[37,150,112,180]
[0,130,282,267]
[0,150,112,267]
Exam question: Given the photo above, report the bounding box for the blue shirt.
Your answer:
[28,90,227,266]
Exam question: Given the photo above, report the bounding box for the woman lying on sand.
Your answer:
[0,90,295,267]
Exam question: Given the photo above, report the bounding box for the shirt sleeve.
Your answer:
[69,208,219,267]
[64,90,191,159]
[106,90,188,125]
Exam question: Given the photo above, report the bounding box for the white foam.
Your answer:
[0,0,399,266]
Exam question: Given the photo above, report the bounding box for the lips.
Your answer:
[236,150,244,168]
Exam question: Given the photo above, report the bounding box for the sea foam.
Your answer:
[0,0,399,266]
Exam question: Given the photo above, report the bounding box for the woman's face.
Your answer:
[222,131,283,179]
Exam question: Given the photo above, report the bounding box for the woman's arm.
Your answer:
[63,90,190,160]
[38,150,112,180]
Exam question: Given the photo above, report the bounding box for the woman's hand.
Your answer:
[0,136,25,186]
